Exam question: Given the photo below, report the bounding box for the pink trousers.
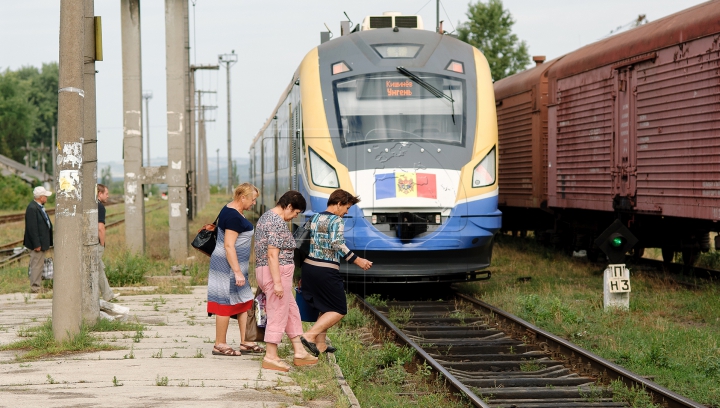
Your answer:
[255,264,302,344]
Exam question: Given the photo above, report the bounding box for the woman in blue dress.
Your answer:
[207,182,263,356]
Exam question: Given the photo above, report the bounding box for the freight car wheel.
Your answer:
[681,248,698,268]
[661,248,675,264]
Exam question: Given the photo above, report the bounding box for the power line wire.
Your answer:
[414,0,432,15]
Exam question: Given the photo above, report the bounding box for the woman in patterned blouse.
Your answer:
[255,190,318,372]
[207,183,260,357]
[300,189,373,357]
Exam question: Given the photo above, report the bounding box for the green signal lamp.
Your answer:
[610,234,625,248]
[594,220,638,264]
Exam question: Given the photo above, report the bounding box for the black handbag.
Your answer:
[293,218,312,267]
[191,215,219,257]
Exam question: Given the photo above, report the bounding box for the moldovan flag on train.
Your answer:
[375,172,437,199]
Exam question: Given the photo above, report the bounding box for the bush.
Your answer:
[0,174,33,210]
[105,251,149,286]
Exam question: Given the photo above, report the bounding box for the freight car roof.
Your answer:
[493,57,561,100]
[549,0,720,80]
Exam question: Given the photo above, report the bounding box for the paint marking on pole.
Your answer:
[603,263,630,310]
[58,87,85,98]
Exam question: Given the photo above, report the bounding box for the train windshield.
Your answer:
[334,73,464,146]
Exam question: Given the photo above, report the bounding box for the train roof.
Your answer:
[493,57,563,100]
[549,0,720,80]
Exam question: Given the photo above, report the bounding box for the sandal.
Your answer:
[239,343,265,353]
[300,336,320,357]
[262,357,290,372]
[212,344,242,357]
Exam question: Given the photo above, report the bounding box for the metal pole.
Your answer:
[218,52,237,194]
[436,0,440,33]
[143,91,152,167]
[54,0,85,341]
[121,0,146,255]
[81,0,99,323]
[166,0,189,261]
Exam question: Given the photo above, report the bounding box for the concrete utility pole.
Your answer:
[218,52,237,195]
[195,90,216,210]
[80,0,100,324]
[142,90,152,167]
[216,148,220,187]
[166,0,189,260]
[188,65,217,217]
[54,0,86,341]
[121,0,146,255]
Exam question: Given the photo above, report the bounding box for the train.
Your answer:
[494,1,720,265]
[249,12,501,283]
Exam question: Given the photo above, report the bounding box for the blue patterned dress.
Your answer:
[207,206,254,317]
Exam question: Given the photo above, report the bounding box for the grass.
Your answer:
[0,318,137,361]
[456,234,720,406]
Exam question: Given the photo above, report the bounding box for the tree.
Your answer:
[0,70,36,161]
[457,0,530,81]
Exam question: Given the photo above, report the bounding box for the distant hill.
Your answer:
[98,157,250,187]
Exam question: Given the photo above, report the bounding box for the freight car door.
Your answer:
[612,67,637,209]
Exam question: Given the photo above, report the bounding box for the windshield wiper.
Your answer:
[397,66,455,124]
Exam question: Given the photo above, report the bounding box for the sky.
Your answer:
[0,0,708,167]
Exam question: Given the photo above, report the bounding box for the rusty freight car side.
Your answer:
[538,0,720,260]
[494,57,559,232]
[546,0,720,222]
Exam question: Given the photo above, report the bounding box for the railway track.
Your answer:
[360,292,704,408]
[0,200,121,226]
[0,203,165,269]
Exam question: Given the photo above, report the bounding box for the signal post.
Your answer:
[595,219,638,310]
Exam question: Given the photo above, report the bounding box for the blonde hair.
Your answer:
[233,183,259,201]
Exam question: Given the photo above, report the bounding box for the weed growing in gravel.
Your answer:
[155,375,168,386]
[0,319,118,361]
[610,379,660,408]
[365,294,387,307]
[387,306,413,326]
[112,376,123,386]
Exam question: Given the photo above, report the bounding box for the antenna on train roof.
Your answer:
[324,23,333,39]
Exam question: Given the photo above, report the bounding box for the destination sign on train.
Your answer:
[357,77,443,99]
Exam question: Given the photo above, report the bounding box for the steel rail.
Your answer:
[456,292,705,408]
[358,297,492,408]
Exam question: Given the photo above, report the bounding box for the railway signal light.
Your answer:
[594,219,638,264]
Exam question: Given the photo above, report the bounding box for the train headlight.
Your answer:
[309,148,340,188]
[472,147,496,188]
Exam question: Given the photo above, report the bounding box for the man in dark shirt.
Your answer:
[97,184,117,301]
[24,186,53,293]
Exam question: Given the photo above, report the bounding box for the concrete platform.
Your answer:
[0,287,354,407]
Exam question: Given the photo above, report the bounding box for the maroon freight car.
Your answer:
[495,1,720,263]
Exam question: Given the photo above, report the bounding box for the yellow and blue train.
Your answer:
[249,13,500,283]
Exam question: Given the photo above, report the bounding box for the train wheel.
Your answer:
[681,248,698,268]
[633,247,645,261]
[661,248,675,264]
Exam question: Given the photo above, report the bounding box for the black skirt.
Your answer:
[301,259,347,315]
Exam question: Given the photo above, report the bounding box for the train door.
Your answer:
[291,105,302,192]
[612,66,638,209]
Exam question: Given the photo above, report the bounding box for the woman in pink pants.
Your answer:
[254,191,318,372]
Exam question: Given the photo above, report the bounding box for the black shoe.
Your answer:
[300,336,320,357]
[324,345,337,354]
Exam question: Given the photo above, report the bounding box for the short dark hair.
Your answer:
[327,189,360,207]
[276,190,307,212]
[97,184,108,194]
